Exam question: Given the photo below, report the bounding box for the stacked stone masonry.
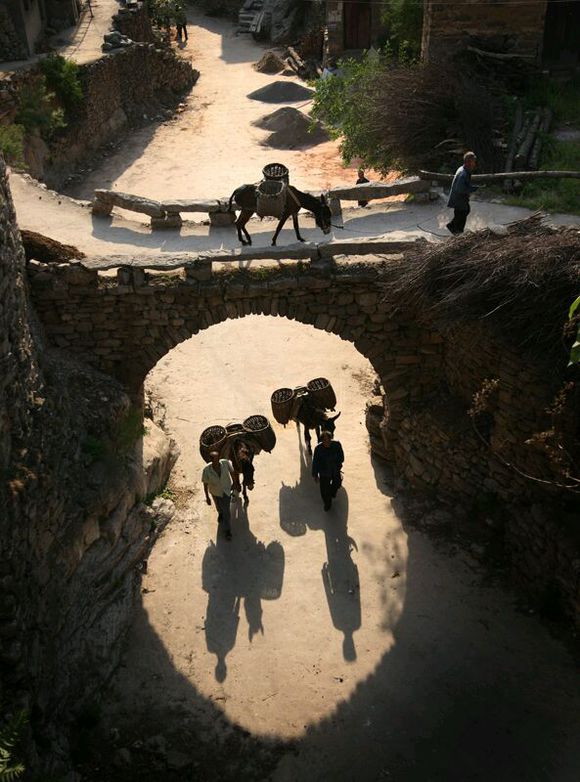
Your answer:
[26,254,580,627]
[0,158,177,773]
[421,0,548,63]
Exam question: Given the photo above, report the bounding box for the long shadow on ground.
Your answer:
[82,455,580,782]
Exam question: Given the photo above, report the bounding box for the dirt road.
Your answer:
[98,316,580,782]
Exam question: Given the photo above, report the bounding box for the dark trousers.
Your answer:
[177,24,188,40]
[447,206,470,234]
[320,473,342,508]
[213,493,231,531]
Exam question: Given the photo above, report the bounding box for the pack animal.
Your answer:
[295,397,341,455]
[228,184,332,246]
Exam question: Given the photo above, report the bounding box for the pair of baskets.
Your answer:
[199,415,276,462]
[270,378,337,425]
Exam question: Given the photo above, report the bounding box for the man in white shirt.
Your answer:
[202,451,235,540]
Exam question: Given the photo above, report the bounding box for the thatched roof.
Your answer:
[381,214,580,360]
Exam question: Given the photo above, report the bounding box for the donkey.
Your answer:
[295,397,341,455]
[231,440,256,505]
[228,184,332,247]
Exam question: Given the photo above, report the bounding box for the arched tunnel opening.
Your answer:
[70,315,580,782]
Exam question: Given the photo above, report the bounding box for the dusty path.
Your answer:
[98,317,580,781]
[65,12,360,203]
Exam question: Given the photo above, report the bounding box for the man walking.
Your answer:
[175,6,188,42]
[312,430,344,511]
[356,168,369,207]
[202,451,235,540]
[446,151,478,235]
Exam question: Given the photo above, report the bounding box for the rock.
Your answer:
[254,50,286,74]
[113,747,132,767]
[166,749,192,770]
[145,734,167,756]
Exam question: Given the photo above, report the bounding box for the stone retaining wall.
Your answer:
[421,0,548,63]
[0,158,178,773]
[0,40,198,185]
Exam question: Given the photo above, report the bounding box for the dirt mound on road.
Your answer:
[254,51,286,74]
[247,81,314,103]
[21,229,85,262]
[253,106,329,149]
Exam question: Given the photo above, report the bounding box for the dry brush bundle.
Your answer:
[381,215,580,361]
[359,62,503,171]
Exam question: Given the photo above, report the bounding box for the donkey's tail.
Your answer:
[228,189,238,213]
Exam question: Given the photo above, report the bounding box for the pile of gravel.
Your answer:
[253,106,328,149]
[254,51,287,74]
[247,81,314,103]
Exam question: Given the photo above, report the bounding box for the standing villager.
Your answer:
[312,430,344,511]
[446,151,478,235]
[176,6,188,42]
[202,451,235,540]
[356,168,369,207]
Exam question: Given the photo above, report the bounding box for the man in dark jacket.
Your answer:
[446,151,478,235]
[312,430,344,511]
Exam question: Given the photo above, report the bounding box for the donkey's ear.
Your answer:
[320,194,327,204]
[330,411,341,422]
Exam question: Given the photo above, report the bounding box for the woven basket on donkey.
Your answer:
[257,179,287,218]
[270,387,295,425]
[307,377,337,410]
[262,162,289,183]
[243,415,276,452]
[199,424,227,462]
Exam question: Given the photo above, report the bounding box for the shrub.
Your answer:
[312,59,500,172]
[15,77,66,139]
[38,54,83,116]
[381,0,424,61]
[0,125,25,168]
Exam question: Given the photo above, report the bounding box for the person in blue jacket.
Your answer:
[312,430,344,511]
[446,151,478,235]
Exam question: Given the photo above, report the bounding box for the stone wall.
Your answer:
[0,4,28,61]
[25,251,580,625]
[0,40,198,184]
[421,0,548,63]
[0,159,177,773]
[113,1,156,43]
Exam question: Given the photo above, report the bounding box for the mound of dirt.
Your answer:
[21,229,85,262]
[254,51,286,74]
[247,81,314,103]
[253,106,329,149]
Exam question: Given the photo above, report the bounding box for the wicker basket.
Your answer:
[307,377,337,410]
[199,424,227,462]
[257,179,287,218]
[243,414,276,452]
[262,162,289,183]
[271,387,294,425]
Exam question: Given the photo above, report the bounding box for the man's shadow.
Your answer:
[279,426,361,661]
[201,501,285,681]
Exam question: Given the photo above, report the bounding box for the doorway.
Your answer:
[343,0,372,50]
[543,0,580,66]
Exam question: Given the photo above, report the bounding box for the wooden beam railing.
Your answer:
[419,169,580,184]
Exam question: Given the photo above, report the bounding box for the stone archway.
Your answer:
[28,259,446,464]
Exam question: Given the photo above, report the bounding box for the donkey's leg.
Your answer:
[236,215,247,245]
[304,426,312,456]
[292,213,305,242]
[238,210,253,246]
[272,214,289,246]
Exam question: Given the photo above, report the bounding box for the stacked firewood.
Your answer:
[504,102,553,193]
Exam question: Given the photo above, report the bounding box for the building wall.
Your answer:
[325,0,385,62]
[421,0,548,63]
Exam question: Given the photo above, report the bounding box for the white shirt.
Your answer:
[202,459,233,497]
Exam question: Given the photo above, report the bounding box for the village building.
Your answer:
[0,0,80,61]
[325,0,580,68]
